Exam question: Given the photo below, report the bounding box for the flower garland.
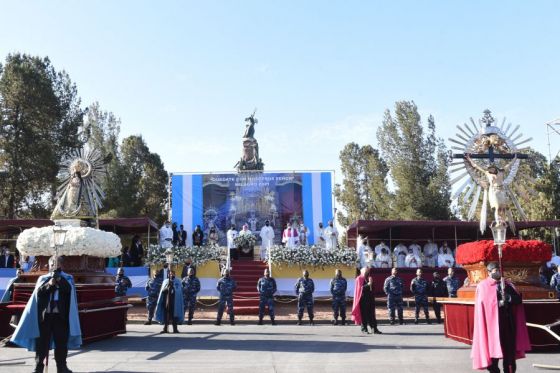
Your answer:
[146,244,223,266]
[456,239,552,265]
[16,226,122,258]
[234,233,257,248]
[268,245,358,268]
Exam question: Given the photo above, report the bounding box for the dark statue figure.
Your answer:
[235,110,264,172]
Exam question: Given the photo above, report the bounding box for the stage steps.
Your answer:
[231,259,267,316]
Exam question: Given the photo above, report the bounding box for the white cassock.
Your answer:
[259,226,275,260]
[423,242,439,268]
[408,244,422,257]
[227,229,238,250]
[315,227,326,248]
[405,253,422,268]
[324,226,338,250]
[374,243,389,257]
[547,255,560,268]
[393,244,408,268]
[356,244,368,269]
[375,253,392,268]
[282,227,299,248]
[159,226,173,248]
[437,253,455,268]
[439,245,454,255]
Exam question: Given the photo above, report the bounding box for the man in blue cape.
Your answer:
[11,256,81,373]
[155,269,184,333]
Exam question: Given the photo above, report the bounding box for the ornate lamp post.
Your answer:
[51,225,67,263]
[490,222,507,301]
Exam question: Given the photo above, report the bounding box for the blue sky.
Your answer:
[1,1,559,184]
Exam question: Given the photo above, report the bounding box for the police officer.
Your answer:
[295,270,315,325]
[216,268,237,325]
[144,273,162,325]
[330,269,347,325]
[410,268,431,324]
[443,267,460,298]
[114,267,132,297]
[428,271,447,323]
[383,267,404,325]
[182,267,201,325]
[257,268,277,325]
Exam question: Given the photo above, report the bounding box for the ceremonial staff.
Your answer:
[164,248,175,329]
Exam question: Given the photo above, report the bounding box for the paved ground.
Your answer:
[1,323,558,373]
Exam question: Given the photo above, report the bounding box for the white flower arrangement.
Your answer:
[146,244,223,266]
[233,233,257,248]
[16,226,122,258]
[268,245,358,268]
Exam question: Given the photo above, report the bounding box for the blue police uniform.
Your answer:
[550,272,560,300]
[257,276,277,323]
[216,276,237,325]
[295,277,315,323]
[145,276,162,323]
[383,275,404,324]
[182,275,201,324]
[330,276,347,324]
[443,275,460,298]
[410,276,431,323]
[115,274,132,297]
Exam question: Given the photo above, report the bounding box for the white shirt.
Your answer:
[315,226,326,248]
[324,225,338,250]
[438,253,455,268]
[423,242,439,259]
[405,253,422,268]
[159,225,173,248]
[408,244,422,257]
[393,244,408,267]
[374,243,389,256]
[259,226,275,249]
[375,253,392,268]
[282,227,299,248]
[227,229,238,249]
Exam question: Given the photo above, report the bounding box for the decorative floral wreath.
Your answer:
[233,234,257,248]
[456,239,552,265]
[268,245,358,268]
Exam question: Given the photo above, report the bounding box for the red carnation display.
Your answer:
[456,239,553,300]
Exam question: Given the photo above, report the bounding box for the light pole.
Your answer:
[51,225,67,264]
[490,221,507,301]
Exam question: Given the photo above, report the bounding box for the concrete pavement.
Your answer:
[0,323,557,372]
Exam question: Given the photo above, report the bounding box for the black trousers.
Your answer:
[230,249,239,261]
[360,298,377,330]
[432,301,442,320]
[35,313,69,368]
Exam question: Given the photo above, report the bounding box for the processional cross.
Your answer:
[449,109,533,234]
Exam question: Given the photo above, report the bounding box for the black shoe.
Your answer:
[144,320,152,325]
[309,320,315,326]
[258,319,263,325]
[427,319,432,325]
[160,329,168,333]
[414,319,419,325]
[399,320,405,325]
[373,329,383,334]
[361,327,368,334]
[333,319,338,325]
[271,320,277,326]
[390,320,396,325]
[230,320,235,326]
[297,320,302,326]
[214,320,221,326]
[32,364,44,373]
[173,327,179,333]
[187,320,193,325]
[340,319,346,326]
[57,366,73,373]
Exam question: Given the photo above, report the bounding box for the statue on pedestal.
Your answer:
[235,110,264,172]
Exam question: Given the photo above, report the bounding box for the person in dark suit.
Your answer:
[178,225,187,247]
[0,249,15,268]
[172,222,179,246]
[192,225,204,246]
[130,235,143,265]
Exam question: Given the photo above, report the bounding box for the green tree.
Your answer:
[376,101,452,220]
[0,54,83,218]
[334,143,392,227]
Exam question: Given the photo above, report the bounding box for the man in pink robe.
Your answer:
[471,262,531,372]
[351,268,382,334]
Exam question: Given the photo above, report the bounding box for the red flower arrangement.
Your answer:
[456,239,552,265]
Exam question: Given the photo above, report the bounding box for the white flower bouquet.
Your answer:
[233,234,257,248]
[146,244,222,266]
[268,245,357,268]
[16,226,122,258]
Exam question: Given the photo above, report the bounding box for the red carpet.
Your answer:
[231,259,267,315]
